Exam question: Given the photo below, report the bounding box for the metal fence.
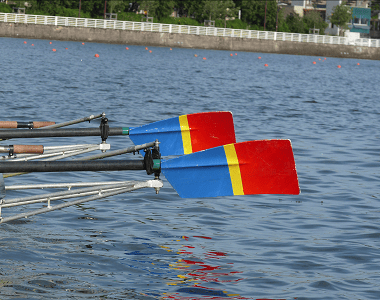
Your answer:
[1,12,379,48]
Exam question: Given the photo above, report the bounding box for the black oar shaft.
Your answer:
[0,160,144,173]
[0,128,126,139]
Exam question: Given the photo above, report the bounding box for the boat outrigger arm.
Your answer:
[0,141,163,224]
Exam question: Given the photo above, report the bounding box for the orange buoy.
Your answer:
[337,65,341,68]
[49,42,52,44]
[313,61,316,64]
[126,47,129,50]
[170,48,172,50]
[357,63,360,65]
[324,57,327,60]
[319,58,321,60]
[264,63,268,67]
[149,50,152,53]
[23,41,27,44]
[95,54,99,57]
[235,53,237,55]
[194,54,198,57]
[203,57,207,60]
[230,53,233,56]
[82,42,85,45]
[52,49,56,52]
[258,56,262,59]
[145,47,148,50]
[65,47,68,50]
[31,44,34,46]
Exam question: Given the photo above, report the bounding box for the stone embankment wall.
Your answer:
[1,22,380,60]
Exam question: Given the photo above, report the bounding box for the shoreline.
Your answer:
[1,22,380,60]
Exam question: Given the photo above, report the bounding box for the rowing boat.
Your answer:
[0,111,300,224]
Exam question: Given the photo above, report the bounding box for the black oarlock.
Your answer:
[99,117,109,143]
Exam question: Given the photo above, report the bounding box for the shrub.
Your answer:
[159,17,200,26]
[117,12,152,22]
[0,3,12,13]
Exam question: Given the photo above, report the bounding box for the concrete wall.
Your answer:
[1,22,380,60]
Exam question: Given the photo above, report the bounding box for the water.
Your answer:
[0,37,379,300]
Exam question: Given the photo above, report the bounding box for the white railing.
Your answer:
[1,13,379,48]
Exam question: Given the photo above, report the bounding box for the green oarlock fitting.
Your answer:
[122,127,129,135]
[153,159,161,171]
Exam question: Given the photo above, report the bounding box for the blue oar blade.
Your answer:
[129,116,184,156]
[161,146,233,198]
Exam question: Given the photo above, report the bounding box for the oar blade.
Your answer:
[161,140,300,198]
[129,111,236,156]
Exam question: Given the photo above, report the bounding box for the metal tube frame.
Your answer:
[0,179,163,224]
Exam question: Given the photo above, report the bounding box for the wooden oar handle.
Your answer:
[13,145,44,154]
[32,121,56,128]
[0,121,18,128]
[0,121,55,129]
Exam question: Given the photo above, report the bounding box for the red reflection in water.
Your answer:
[160,236,261,299]
[206,251,226,259]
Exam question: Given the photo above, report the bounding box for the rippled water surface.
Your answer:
[0,37,379,300]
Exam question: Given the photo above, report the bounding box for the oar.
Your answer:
[41,113,104,129]
[161,139,300,198]
[0,112,236,156]
[0,140,300,199]
[0,145,44,155]
[0,113,104,129]
[0,121,55,129]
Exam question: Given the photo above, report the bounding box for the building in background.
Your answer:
[287,0,371,37]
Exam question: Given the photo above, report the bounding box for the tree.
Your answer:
[108,1,127,14]
[285,14,307,33]
[329,1,353,36]
[303,10,328,34]
[371,0,380,11]
[155,0,175,20]
[137,0,159,18]
[202,0,237,24]
[173,0,195,17]
[136,0,174,20]
[240,0,280,31]
[186,0,206,22]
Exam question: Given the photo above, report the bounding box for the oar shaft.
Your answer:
[0,127,128,139]
[0,160,145,173]
[42,113,104,129]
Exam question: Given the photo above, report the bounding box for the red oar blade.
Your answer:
[129,111,236,156]
[161,140,300,198]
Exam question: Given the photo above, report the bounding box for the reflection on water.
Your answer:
[133,236,246,299]
[0,37,380,300]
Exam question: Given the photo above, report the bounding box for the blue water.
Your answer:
[0,37,379,300]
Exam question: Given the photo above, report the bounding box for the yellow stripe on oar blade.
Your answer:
[224,144,244,195]
[179,115,193,154]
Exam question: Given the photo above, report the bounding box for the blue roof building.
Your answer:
[349,7,371,35]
